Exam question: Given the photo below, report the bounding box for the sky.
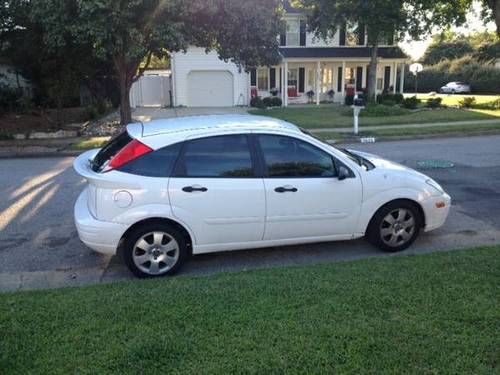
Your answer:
[399,1,497,61]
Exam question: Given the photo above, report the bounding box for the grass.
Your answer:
[249,105,500,129]
[409,93,500,107]
[1,246,499,373]
[70,136,110,150]
[316,121,500,141]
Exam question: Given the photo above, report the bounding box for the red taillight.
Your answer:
[107,139,153,171]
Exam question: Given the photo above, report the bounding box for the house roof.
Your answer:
[280,47,408,59]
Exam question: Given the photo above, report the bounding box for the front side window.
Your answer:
[258,135,336,177]
[176,135,254,178]
[257,68,269,91]
[288,68,298,87]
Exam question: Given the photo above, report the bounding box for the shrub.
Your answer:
[250,96,265,108]
[458,96,476,108]
[262,97,273,107]
[270,96,282,107]
[0,83,22,112]
[344,95,354,106]
[269,88,279,96]
[472,98,500,110]
[377,92,404,105]
[327,89,335,101]
[401,96,421,109]
[426,97,443,108]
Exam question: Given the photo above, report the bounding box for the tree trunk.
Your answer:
[118,71,132,126]
[367,44,378,103]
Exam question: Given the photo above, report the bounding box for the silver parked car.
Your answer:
[439,82,471,94]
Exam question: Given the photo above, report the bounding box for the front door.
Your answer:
[256,134,362,240]
[169,134,265,247]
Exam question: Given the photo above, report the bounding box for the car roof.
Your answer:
[127,114,300,139]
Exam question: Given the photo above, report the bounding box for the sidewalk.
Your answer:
[309,119,500,133]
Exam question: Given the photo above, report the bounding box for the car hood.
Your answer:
[348,149,428,180]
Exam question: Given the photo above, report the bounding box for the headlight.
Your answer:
[426,179,444,195]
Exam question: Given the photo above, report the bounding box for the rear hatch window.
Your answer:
[90,132,133,172]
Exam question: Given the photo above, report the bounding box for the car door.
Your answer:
[256,134,362,241]
[168,133,265,248]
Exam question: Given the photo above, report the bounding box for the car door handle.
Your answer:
[182,185,208,193]
[274,186,298,193]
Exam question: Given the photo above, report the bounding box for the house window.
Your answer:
[286,18,300,46]
[287,68,298,87]
[321,68,333,92]
[345,67,355,85]
[346,22,363,46]
[257,68,269,91]
[307,69,315,90]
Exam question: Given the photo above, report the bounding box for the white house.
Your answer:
[171,2,408,107]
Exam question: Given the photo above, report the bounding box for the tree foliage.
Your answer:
[28,0,283,124]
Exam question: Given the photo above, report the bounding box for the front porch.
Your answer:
[250,58,406,106]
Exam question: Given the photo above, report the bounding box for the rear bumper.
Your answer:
[422,192,451,232]
[74,189,128,255]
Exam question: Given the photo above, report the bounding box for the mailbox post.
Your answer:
[351,94,365,135]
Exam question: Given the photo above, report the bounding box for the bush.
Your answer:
[0,84,22,113]
[426,97,443,108]
[270,96,282,107]
[262,97,273,107]
[458,96,476,108]
[401,96,421,109]
[344,95,354,106]
[250,96,265,108]
[377,92,404,105]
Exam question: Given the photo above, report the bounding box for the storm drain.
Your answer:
[416,160,455,169]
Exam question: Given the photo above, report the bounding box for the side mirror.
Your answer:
[338,166,350,181]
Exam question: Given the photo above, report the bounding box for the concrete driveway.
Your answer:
[1,135,500,292]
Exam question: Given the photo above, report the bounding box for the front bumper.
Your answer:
[422,192,451,232]
[74,189,128,255]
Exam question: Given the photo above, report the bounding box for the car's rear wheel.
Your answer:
[366,201,422,252]
[123,222,188,278]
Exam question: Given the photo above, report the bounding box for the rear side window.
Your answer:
[91,132,132,172]
[175,135,254,177]
[119,142,182,177]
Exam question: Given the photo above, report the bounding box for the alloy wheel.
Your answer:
[379,208,416,247]
[132,231,180,275]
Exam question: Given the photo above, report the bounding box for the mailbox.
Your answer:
[353,97,365,107]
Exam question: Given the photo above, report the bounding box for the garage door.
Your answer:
[187,70,233,107]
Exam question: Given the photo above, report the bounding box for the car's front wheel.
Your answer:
[366,201,422,252]
[123,222,188,278]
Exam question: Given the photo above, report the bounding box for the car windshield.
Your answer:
[299,128,374,170]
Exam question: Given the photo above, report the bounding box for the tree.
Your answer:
[32,0,283,125]
[295,0,473,101]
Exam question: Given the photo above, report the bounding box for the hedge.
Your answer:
[404,56,500,94]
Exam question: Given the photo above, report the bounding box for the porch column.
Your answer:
[399,63,405,94]
[362,65,367,89]
[280,64,285,103]
[316,61,321,105]
[393,62,397,93]
[341,61,346,100]
[284,61,288,107]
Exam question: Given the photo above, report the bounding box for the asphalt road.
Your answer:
[1,135,500,291]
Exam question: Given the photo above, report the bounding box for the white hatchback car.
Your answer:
[74,115,451,277]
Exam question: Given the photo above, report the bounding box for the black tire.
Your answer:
[123,222,188,278]
[366,200,423,252]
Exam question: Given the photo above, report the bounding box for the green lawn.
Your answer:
[1,246,499,373]
[249,105,500,129]
[70,136,110,150]
[409,93,500,107]
[316,121,500,142]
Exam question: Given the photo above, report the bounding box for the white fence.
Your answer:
[130,72,171,108]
